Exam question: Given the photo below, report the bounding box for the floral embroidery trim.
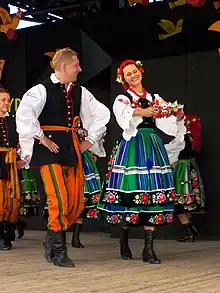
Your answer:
[92,193,101,203]
[105,212,174,225]
[87,209,99,219]
[102,190,176,205]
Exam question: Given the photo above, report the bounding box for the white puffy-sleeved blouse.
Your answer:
[113,89,184,142]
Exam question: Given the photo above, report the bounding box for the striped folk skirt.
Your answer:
[82,151,101,219]
[97,128,176,226]
[173,158,206,213]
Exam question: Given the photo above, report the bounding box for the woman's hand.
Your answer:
[17,160,27,169]
[142,107,158,118]
[79,140,93,153]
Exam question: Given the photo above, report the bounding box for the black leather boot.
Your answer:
[120,228,132,260]
[0,222,12,251]
[0,237,12,251]
[177,223,196,242]
[7,222,16,242]
[142,230,161,264]
[190,218,199,237]
[48,230,74,268]
[71,224,84,248]
[43,232,54,263]
[0,221,4,240]
[17,219,26,239]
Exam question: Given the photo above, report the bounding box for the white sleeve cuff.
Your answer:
[34,129,44,140]
[86,136,95,144]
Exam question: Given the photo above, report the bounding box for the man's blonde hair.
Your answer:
[0,87,10,95]
[52,47,77,70]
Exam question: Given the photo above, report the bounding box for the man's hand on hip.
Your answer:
[39,136,59,153]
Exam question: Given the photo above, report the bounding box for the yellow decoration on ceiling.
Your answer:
[213,1,220,10]
[169,0,187,9]
[158,19,183,40]
[0,60,6,80]
[44,52,56,58]
[208,21,220,33]
[44,49,60,68]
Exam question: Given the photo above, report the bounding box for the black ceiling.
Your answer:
[4,0,219,26]
[6,0,122,23]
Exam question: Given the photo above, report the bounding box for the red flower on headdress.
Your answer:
[185,113,201,153]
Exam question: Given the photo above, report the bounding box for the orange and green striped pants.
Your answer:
[0,163,21,223]
[40,164,84,232]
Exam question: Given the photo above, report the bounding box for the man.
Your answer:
[0,87,25,251]
[16,48,110,268]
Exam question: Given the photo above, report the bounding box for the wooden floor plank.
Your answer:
[0,231,219,293]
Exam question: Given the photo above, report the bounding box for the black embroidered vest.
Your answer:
[0,116,18,179]
[0,116,18,148]
[124,92,156,129]
[31,79,82,167]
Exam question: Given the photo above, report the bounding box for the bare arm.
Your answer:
[133,107,158,118]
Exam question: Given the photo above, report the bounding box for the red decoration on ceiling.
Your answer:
[128,0,149,6]
[187,0,206,7]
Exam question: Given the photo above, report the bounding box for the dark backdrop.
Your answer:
[26,50,220,239]
[0,2,219,238]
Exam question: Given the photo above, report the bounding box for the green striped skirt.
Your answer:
[173,158,206,213]
[97,128,176,226]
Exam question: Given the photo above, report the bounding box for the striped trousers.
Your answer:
[0,164,21,223]
[39,164,84,232]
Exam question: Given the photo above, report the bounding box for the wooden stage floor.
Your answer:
[0,231,220,293]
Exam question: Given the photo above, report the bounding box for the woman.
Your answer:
[171,113,205,241]
[16,168,40,239]
[97,60,183,264]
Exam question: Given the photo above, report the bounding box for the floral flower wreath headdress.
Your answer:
[116,60,144,88]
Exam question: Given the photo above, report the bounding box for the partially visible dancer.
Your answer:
[0,87,25,251]
[171,113,205,242]
[16,167,40,239]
